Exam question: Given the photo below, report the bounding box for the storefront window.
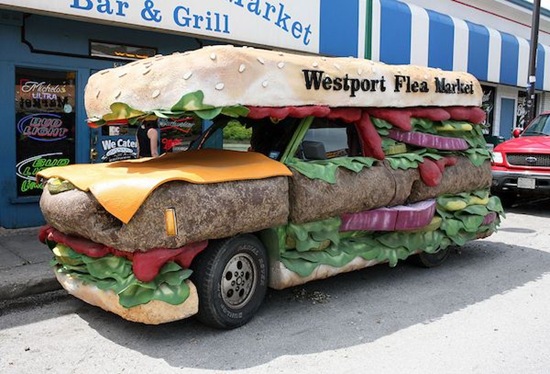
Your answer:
[517,91,538,129]
[15,68,76,197]
[481,85,495,135]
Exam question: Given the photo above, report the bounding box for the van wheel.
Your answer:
[408,248,451,268]
[191,235,268,329]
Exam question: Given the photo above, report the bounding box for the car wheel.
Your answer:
[191,234,268,329]
[408,247,451,268]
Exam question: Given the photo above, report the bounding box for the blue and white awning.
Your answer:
[368,0,550,91]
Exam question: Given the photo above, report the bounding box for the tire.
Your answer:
[408,247,451,268]
[191,234,268,329]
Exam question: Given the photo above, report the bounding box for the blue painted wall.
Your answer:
[319,0,359,57]
[0,11,215,228]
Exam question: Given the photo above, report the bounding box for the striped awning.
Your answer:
[368,0,550,91]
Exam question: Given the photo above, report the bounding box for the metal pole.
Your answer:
[526,0,542,125]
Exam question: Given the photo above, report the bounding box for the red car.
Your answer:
[491,111,550,205]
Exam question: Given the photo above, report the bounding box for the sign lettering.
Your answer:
[100,136,137,162]
[302,70,476,97]
[16,152,70,193]
[0,0,319,52]
[159,117,199,153]
[17,114,69,142]
[303,69,387,97]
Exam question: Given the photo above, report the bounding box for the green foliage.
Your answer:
[223,120,252,141]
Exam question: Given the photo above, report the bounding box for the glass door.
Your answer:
[15,67,76,197]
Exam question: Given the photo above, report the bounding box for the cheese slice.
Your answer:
[38,149,292,224]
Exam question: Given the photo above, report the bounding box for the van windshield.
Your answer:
[189,117,300,160]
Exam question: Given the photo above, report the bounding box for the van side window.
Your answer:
[296,118,362,160]
[249,118,300,160]
[192,117,299,159]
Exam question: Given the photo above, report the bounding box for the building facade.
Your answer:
[0,0,548,228]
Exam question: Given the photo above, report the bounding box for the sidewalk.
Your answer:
[0,226,60,301]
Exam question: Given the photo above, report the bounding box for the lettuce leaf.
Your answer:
[52,245,192,308]
[88,90,249,127]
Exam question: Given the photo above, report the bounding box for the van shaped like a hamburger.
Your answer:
[37,45,503,329]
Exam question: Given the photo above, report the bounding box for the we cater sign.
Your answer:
[0,0,320,52]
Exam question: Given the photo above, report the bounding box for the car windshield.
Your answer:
[522,114,550,136]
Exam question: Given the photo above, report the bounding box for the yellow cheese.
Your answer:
[37,149,292,224]
[435,123,473,132]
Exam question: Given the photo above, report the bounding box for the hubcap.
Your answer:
[221,253,257,308]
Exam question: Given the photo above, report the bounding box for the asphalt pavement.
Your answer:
[0,226,60,301]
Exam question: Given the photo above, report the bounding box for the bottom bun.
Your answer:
[269,257,380,290]
[55,271,199,324]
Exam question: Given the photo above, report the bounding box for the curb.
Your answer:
[0,226,42,237]
[0,263,61,301]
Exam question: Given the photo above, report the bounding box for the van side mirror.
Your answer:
[512,128,522,138]
[301,141,327,160]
